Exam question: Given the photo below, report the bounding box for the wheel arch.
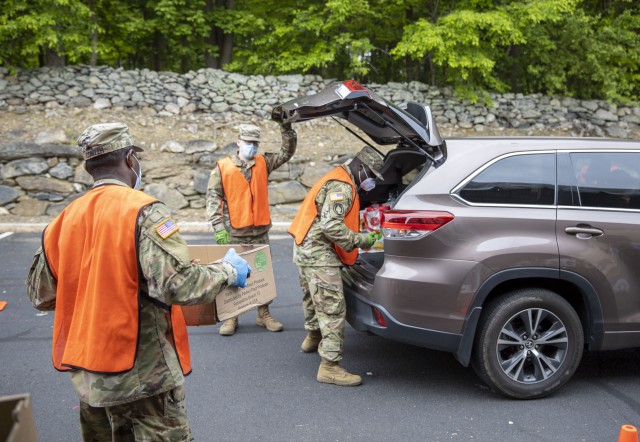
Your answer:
[454,268,604,367]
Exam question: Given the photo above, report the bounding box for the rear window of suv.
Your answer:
[458,153,556,205]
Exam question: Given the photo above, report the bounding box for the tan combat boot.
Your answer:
[300,330,322,353]
[256,305,283,332]
[316,360,362,387]
[219,317,238,336]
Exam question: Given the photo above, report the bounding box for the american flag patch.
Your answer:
[329,192,344,202]
[155,218,179,239]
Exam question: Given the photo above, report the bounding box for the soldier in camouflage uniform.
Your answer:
[26,123,251,441]
[206,122,297,336]
[289,146,384,387]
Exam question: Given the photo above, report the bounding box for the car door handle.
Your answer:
[565,226,604,238]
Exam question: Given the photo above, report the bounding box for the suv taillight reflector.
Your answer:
[381,210,454,239]
[372,307,387,327]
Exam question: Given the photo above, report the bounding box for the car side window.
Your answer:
[571,152,640,209]
[458,153,556,205]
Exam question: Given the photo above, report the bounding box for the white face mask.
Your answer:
[239,140,259,160]
[130,154,142,190]
[359,167,376,192]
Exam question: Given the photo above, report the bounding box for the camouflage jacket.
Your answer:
[206,126,297,237]
[293,165,371,267]
[26,179,236,407]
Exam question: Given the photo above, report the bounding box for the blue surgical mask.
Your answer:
[130,155,142,190]
[239,141,259,160]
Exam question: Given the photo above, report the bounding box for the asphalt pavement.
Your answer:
[1,231,639,441]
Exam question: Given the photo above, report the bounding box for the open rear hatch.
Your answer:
[272,80,446,208]
[273,80,447,273]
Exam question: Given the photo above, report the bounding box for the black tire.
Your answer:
[472,288,584,399]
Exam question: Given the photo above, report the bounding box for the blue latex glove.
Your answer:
[222,247,251,288]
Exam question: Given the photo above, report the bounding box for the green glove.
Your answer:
[363,231,382,249]
[215,229,230,245]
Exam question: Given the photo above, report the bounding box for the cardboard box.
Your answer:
[181,244,276,325]
[0,394,38,442]
[180,301,217,327]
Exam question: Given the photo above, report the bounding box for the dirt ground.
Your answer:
[0,107,374,160]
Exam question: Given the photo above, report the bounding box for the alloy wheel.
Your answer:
[496,308,569,384]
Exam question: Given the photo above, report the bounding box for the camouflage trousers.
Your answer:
[79,386,192,442]
[227,232,269,246]
[298,265,345,363]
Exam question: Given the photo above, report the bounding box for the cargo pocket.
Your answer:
[309,268,345,317]
[131,387,192,442]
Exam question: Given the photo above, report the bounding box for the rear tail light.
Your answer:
[381,210,454,239]
[372,307,387,327]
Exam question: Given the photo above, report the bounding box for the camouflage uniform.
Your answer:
[205,125,297,238]
[293,165,373,362]
[224,232,270,246]
[206,124,296,332]
[27,179,237,441]
[79,386,189,442]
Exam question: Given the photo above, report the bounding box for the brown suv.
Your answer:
[273,81,640,399]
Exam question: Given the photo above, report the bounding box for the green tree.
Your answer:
[515,2,640,102]
[391,0,578,101]
[226,0,379,78]
[0,0,93,68]
[151,0,211,72]
[0,0,637,102]
[84,0,149,68]
[204,0,235,69]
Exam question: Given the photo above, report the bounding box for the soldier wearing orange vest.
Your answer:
[26,123,251,441]
[289,146,384,386]
[206,122,297,336]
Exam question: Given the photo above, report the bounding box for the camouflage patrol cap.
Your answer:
[354,146,384,179]
[77,122,143,160]
[238,124,261,142]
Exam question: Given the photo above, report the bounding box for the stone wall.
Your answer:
[2,65,640,135]
[1,65,639,219]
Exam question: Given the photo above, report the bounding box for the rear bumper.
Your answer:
[343,285,462,354]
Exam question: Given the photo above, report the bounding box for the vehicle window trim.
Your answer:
[556,205,640,213]
[557,152,580,206]
[451,150,558,207]
[564,149,640,211]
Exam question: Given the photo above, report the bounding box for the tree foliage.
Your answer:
[0,0,93,66]
[0,0,638,102]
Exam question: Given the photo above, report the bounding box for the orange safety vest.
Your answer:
[218,155,271,229]
[42,185,192,375]
[288,167,360,265]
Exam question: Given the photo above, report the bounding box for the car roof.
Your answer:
[445,136,640,147]
[443,137,640,158]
